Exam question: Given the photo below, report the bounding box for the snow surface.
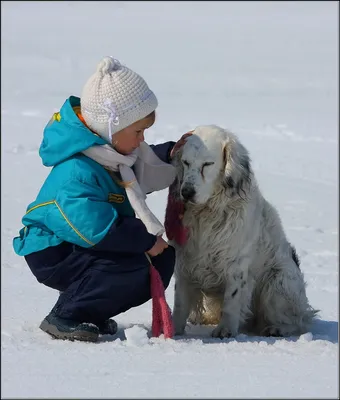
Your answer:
[1,1,338,398]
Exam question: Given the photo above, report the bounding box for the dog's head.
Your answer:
[172,125,251,205]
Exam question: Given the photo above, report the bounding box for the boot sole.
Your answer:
[40,319,99,343]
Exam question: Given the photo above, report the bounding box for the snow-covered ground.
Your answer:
[1,1,338,398]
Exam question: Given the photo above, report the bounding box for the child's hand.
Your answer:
[170,131,193,159]
[147,236,169,257]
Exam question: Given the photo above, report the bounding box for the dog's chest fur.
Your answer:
[176,205,245,293]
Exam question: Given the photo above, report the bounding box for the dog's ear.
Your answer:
[169,147,184,200]
[222,136,251,199]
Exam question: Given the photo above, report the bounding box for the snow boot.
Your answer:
[97,319,118,336]
[40,312,99,342]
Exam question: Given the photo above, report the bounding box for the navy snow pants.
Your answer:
[25,242,175,324]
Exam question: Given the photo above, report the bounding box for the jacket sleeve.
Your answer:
[150,141,176,164]
[91,215,157,253]
[51,177,157,253]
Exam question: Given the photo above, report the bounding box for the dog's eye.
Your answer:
[201,162,214,176]
[202,162,214,169]
[183,160,190,167]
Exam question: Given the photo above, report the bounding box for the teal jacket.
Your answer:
[13,96,174,257]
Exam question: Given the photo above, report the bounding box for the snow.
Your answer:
[1,1,338,398]
[124,325,150,347]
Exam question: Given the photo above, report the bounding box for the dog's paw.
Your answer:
[211,324,237,339]
[174,330,186,337]
[174,325,186,336]
[263,326,283,337]
[173,321,186,336]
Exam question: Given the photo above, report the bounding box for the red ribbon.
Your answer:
[148,261,174,339]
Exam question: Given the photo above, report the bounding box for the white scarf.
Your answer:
[82,142,176,236]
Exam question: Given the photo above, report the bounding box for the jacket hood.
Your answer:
[39,96,107,166]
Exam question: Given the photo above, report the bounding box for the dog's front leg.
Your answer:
[212,259,249,338]
[173,277,200,335]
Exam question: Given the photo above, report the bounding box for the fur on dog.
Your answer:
[166,125,318,338]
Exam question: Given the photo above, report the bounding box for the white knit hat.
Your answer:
[81,56,158,143]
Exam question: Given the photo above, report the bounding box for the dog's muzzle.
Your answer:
[181,185,196,202]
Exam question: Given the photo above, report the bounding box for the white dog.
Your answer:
[166,125,318,338]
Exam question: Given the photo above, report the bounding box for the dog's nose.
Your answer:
[181,186,196,201]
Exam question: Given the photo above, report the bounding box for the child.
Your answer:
[13,56,190,342]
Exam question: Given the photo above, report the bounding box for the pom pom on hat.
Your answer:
[81,56,158,143]
[96,56,121,75]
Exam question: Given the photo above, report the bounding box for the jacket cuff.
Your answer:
[150,141,176,164]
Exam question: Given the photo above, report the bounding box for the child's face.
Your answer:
[112,112,155,155]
